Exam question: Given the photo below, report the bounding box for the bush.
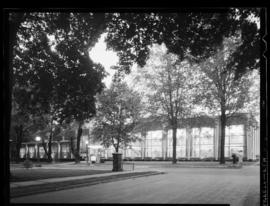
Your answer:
[202,157,215,161]
[190,158,201,161]
[22,159,33,169]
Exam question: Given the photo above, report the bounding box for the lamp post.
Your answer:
[35,136,41,164]
[85,140,89,165]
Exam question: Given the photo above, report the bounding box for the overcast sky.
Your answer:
[89,33,119,88]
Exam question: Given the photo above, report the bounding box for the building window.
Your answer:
[225,125,244,157]
[192,127,214,158]
[145,130,162,158]
[168,129,186,158]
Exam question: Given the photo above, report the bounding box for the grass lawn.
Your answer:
[10,169,112,182]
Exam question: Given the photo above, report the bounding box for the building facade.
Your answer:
[13,113,260,161]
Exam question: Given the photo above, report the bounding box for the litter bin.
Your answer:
[112,153,123,172]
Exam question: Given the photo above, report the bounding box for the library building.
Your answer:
[12,113,260,162]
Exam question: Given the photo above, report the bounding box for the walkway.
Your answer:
[10,163,259,206]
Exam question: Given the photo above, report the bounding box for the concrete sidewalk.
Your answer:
[10,161,162,191]
[10,169,160,189]
[10,160,257,189]
[10,169,165,198]
[11,166,259,205]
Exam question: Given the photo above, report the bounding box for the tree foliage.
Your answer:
[8,10,260,163]
[10,102,35,162]
[134,44,199,163]
[92,81,143,153]
[11,13,107,162]
[197,37,253,116]
[196,37,255,164]
[105,9,260,77]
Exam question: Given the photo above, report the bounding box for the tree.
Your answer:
[92,81,143,153]
[31,114,63,162]
[12,13,107,163]
[54,54,105,163]
[195,37,254,164]
[9,102,34,162]
[105,9,260,77]
[134,45,198,163]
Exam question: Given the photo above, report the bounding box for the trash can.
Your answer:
[112,153,123,172]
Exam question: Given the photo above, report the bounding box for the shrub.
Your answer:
[22,159,33,169]
[177,158,187,161]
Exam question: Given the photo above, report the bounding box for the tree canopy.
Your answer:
[133,44,199,163]
[105,9,260,77]
[13,13,107,122]
[11,13,107,163]
[7,10,261,164]
[92,81,143,153]
[195,37,255,164]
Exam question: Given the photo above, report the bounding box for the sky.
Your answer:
[89,33,119,88]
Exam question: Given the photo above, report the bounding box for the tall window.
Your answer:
[192,127,214,158]
[200,127,214,158]
[145,130,162,158]
[168,129,186,158]
[225,125,244,157]
[129,134,143,158]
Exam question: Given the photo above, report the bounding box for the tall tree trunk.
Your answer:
[47,133,53,162]
[75,121,83,163]
[172,118,177,164]
[41,134,53,162]
[9,14,27,163]
[70,136,75,158]
[15,125,23,163]
[219,110,227,164]
[42,140,48,160]
[116,135,120,153]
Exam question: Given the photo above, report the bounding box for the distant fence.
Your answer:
[122,161,135,171]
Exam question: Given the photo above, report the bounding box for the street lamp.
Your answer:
[35,136,41,164]
[85,140,89,165]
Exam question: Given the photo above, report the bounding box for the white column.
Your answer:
[199,127,201,158]
[35,144,38,159]
[25,144,29,158]
[244,124,248,160]
[58,142,61,159]
[186,126,192,160]
[214,119,220,160]
[162,128,168,160]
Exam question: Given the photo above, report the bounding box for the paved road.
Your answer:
[11,166,259,206]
